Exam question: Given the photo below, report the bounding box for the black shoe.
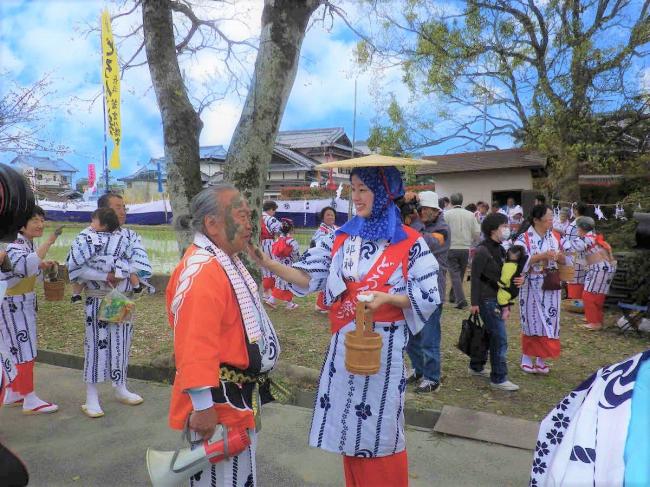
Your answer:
[406,371,422,385]
[70,294,82,304]
[415,380,441,393]
[455,300,468,310]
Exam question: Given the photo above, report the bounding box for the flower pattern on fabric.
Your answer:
[320,394,331,411]
[535,441,550,457]
[532,458,547,475]
[551,413,570,429]
[98,339,108,350]
[545,429,564,445]
[355,402,373,420]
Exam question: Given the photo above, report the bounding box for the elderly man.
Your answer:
[167,185,280,487]
[67,192,152,418]
[406,191,450,393]
[445,192,480,309]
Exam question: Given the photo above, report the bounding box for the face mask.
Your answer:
[500,227,512,241]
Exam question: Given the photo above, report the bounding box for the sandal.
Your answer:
[81,404,104,418]
[23,402,59,415]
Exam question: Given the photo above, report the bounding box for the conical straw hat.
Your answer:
[315,154,436,169]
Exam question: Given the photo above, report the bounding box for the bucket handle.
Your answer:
[354,301,374,336]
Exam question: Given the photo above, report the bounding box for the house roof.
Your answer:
[276,127,350,149]
[416,148,546,175]
[10,154,78,173]
[118,167,164,183]
[200,145,227,160]
[272,145,317,169]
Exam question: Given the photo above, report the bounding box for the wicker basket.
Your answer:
[562,299,584,314]
[558,264,575,282]
[43,280,65,301]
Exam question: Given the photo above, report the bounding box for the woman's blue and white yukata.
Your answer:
[289,232,440,458]
[531,349,650,487]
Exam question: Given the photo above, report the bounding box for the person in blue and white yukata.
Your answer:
[249,165,440,487]
[67,192,152,418]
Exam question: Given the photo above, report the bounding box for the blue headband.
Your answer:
[337,166,407,243]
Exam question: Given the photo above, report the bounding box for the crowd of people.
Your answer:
[0,169,626,486]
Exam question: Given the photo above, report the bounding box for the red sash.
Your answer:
[328,226,420,334]
[260,216,272,241]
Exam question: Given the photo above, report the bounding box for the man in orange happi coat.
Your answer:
[166,185,280,487]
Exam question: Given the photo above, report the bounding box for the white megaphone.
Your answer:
[146,425,251,487]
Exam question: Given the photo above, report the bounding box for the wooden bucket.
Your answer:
[344,301,383,376]
[558,264,575,282]
[43,280,65,301]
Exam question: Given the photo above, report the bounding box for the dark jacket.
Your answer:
[470,238,505,306]
[410,216,450,300]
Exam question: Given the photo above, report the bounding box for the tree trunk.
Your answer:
[224,0,321,235]
[143,0,203,251]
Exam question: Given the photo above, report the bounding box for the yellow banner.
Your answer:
[101,9,121,170]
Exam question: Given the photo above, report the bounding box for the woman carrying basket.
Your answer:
[249,163,440,487]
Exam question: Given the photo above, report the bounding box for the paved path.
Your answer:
[0,364,533,486]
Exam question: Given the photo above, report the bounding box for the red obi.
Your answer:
[328,226,420,334]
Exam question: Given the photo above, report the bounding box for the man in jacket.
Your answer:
[406,191,451,393]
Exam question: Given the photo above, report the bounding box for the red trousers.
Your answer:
[271,288,293,302]
[583,291,606,325]
[11,361,34,396]
[343,451,408,487]
[567,283,584,299]
[262,277,275,291]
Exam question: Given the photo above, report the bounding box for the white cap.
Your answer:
[509,205,524,217]
[418,191,440,210]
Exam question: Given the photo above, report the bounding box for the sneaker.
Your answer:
[490,380,520,392]
[415,379,441,393]
[455,300,468,310]
[70,294,83,304]
[468,366,491,379]
[406,370,422,385]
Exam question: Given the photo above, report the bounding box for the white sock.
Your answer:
[267,296,276,304]
[114,383,142,401]
[85,384,102,413]
[3,388,24,404]
[535,357,547,368]
[521,355,534,368]
[23,392,52,410]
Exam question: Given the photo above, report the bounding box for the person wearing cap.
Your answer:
[405,191,450,393]
[250,164,440,487]
[563,217,616,330]
[508,205,524,227]
[553,207,571,236]
[445,192,481,309]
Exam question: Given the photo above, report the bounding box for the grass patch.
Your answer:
[33,233,649,421]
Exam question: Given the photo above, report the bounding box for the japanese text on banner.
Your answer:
[101,9,121,170]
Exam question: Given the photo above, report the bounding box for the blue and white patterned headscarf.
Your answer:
[338,166,407,243]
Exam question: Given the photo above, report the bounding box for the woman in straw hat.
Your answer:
[249,163,440,487]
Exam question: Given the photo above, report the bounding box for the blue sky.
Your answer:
[0,0,399,182]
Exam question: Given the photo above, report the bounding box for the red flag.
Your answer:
[88,163,96,188]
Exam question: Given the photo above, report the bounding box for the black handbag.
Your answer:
[457,312,490,358]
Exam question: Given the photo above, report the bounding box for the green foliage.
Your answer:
[623,251,650,305]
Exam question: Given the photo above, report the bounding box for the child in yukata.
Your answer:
[69,208,138,304]
[496,245,527,320]
[267,218,301,310]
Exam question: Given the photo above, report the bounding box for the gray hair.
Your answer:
[575,216,595,232]
[450,192,463,206]
[174,183,237,234]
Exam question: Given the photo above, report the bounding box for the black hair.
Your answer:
[280,218,294,234]
[263,200,278,212]
[575,202,588,217]
[481,212,508,238]
[535,194,546,204]
[491,200,500,208]
[395,196,419,222]
[438,196,450,208]
[30,205,45,219]
[506,245,525,262]
[515,204,551,239]
[319,206,336,222]
[465,203,477,212]
[92,208,120,232]
[97,192,122,209]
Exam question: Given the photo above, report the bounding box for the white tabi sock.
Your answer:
[23,392,57,412]
[535,357,547,368]
[3,388,24,405]
[114,383,142,403]
[521,355,534,368]
[85,384,103,414]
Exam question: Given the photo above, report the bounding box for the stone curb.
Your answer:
[35,349,442,430]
